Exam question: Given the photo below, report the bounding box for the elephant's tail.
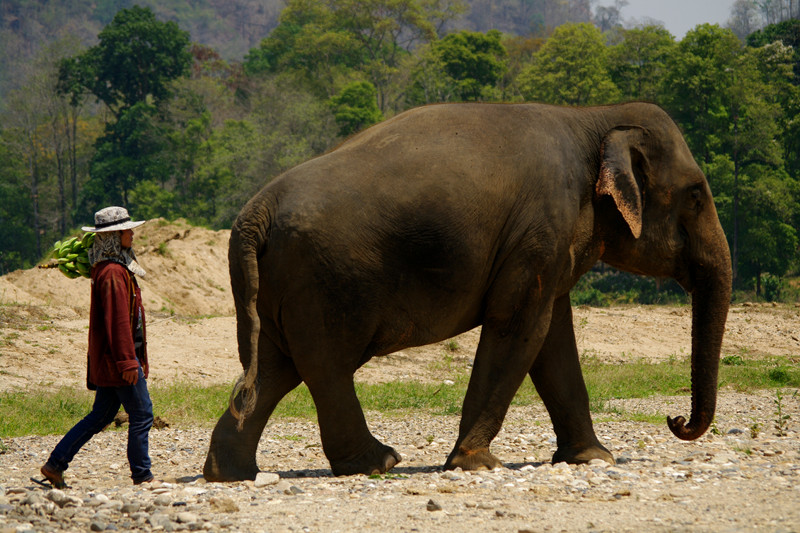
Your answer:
[228,197,272,431]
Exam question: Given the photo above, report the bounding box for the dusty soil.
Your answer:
[1,220,799,532]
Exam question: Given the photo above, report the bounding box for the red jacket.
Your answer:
[87,261,148,388]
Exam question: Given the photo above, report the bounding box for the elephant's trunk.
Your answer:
[667,231,732,440]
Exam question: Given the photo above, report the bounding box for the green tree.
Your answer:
[737,168,799,295]
[0,132,36,273]
[608,26,676,102]
[662,24,741,164]
[516,22,620,105]
[243,0,360,93]
[723,43,795,287]
[434,29,507,101]
[408,30,508,104]
[57,6,192,212]
[58,5,192,118]
[329,81,384,135]
[244,0,464,111]
[674,29,800,289]
[86,101,172,209]
[189,75,339,228]
[747,20,800,179]
[747,18,800,82]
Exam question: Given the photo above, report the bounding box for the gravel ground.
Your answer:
[2,392,799,533]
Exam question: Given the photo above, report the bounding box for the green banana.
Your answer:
[49,231,96,279]
[81,232,95,248]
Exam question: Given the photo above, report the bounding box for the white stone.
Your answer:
[177,511,198,524]
[254,472,281,488]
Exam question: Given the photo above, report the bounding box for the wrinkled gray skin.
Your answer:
[203,102,732,481]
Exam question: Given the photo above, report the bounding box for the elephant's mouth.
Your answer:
[673,225,694,293]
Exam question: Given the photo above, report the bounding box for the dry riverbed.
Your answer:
[1,394,799,532]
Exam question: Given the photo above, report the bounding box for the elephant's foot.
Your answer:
[552,443,614,465]
[329,442,401,476]
[445,447,503,471]
[203,447,259,482]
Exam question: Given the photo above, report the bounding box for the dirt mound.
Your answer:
[0,219,234,318]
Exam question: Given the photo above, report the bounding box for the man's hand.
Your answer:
[122,368,139,385]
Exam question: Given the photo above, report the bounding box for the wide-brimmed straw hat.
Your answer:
[81,206,146,233]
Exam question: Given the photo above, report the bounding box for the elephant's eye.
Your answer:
[687,186,703,213]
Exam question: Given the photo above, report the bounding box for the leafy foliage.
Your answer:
[329,81,384,135]
[57,5,192,117]
[0,2,799,302]
[517,23,620,105]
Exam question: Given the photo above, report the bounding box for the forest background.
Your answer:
[1,0,799,303]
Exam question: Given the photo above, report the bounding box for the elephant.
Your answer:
[203,101,732,481]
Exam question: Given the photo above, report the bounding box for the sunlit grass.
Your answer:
[1,356,797,438]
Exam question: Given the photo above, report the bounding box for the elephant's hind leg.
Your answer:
[529,295,614,465]
[302,370,400,476]
[204,342,301,482]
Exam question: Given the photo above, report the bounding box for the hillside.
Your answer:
[0,219,233,318]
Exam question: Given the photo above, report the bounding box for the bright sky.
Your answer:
[597,0,739,39]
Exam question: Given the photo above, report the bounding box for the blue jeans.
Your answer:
[47,367,154,483]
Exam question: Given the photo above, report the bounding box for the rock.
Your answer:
[45,489,67,507]
[121,502,140,514]
[176,511,198,523]
[426,499,443,511]
[209,496,239,513]
[154,494,172,506]
[21,493,43,506]
[63,494,83,508]
[149,512,173,528]
[90,520,106,531]
[254,472,280,488]
[274,480,292,494]
[87,495,108,507]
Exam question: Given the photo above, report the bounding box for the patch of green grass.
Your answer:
[0,387,95,437]
[722,355,745,366]
[718,358,800,391]
[593,411,665,425]
[3,356,798,438]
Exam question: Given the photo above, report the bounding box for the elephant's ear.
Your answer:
[596,127,646,239]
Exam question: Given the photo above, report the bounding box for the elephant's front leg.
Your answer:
[530,295,614,465]
[303,371,401,476]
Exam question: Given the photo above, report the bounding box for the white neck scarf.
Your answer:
[88,231,146,278]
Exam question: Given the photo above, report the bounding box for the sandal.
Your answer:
[40,463,67,489]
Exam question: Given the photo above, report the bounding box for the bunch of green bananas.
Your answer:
[51,232,95,279]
